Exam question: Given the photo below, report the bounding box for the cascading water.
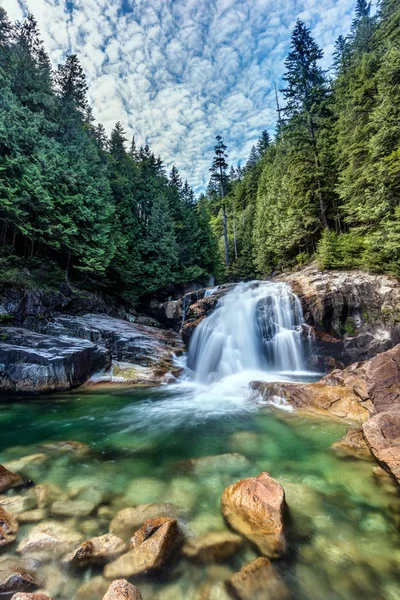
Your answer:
[188,281,307,384]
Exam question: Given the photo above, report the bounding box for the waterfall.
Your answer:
[187,281,307,384]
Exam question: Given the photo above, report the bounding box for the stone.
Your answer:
[17,509,47,524]
[363,412,400,483]
[33,484,62,509]
[221,472,286,558]
[17,520,83,559]
[0,465,23,492]
[67,534,128,566]
[331,428,373,460]
[123,477,167,505]
[11,595,52,600]
[0,494,37,514]
[178,453,251,476]
[102,579,143,600]
[38,441,91,457]
[104,517,181,579]
[4,454,48,474]
[183,531,242,562]
[227,557,289,600]
[0,567,37,596]
[50,499,96,518]
[0,327,111,394]
[0,507,18,546]
[76,576,109,600]
[109,504,178,541]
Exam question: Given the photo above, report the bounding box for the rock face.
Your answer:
[104,517,181,579]
[331,428,373,460]
[255,344,400,483]
[181,285,235,346]
[221,472,286,558]
[0,327,111,394]
[278,263,400,365]
[102,579,143,600]
[227,557,289,600]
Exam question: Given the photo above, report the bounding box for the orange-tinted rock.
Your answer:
[102,579,143,600]
[0,506,19,546]
[363,412,400,483]
[227,557,289,600]
[0,464,23,493]
[104,517,181,579]
[0,569,37,596]
[67,534,128,566]
[109,504,178,540]
[331,428,373,461]
[221,473,286,558]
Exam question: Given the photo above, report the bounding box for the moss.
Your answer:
[344,318,357,336]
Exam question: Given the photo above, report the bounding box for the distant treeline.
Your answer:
[203,0,400,279]
[0,8,221,300]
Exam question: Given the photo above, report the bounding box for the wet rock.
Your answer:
[17,509,47,524]
[0,507,18,546]
[109,504,179,541]
[4,454,48,474]
[331,428,373,460]
[17,520,83,559]
[0,465,23,493]
[183,531,242,562]
[76,576,109,600]
[0,494,37,514]
[38,441,91,457]
[181,285,235,346]
[178,453,251,476]
[0,327,111,394]
[33,484,62,509]
[363,412,400,483]
[67,534,128,566]
[123,478,167,505]
[227,557,289,600]
[0,567,37,596]
[103,579,143,600]
[104,517,181,579]
[221,472,286,558]
[50,499,96,518]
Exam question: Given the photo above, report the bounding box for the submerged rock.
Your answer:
[50,499,96,518]
[102,579,143,600]
[67,534,128,567]
[17,520,83,559]
[10,595,52,600]
[227,557,289,600]
[177,453,251,476]
[4,454,48,474]
[0,494,37,514]
[109,504,179,541]
[331,428,373,460]
[0,465,23,493]
[104,517,181,579]
[182,531,242,562]
[221,472,286,558]
[0,507,18,546]
[0,566,37,596]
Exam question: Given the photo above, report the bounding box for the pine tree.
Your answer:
[210,135,230,266]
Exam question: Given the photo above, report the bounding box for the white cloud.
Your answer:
[0,0,374,191]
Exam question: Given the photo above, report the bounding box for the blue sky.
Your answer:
[1,0,375,191]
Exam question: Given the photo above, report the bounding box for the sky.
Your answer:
[1,0,372,191]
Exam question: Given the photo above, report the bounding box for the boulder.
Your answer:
[50,499,96,518]
[0,327,111,394]
[227,557,289,600]
[363,412,400,482]
[17,520,83,559]
[67,534,128,566]
[104,517,181,579]
[102,579,143,600]
[331,428,373,460]
[221,472,286,558]
[0,494,37,514]
[0,567,37,596]
[182,531,242,562]
[0,465,23,492]
[109,504,178,541]
[0,507,18,546]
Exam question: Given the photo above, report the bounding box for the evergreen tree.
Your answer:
[210,135,230,266]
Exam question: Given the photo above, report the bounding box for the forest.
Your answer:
[0,0,399,302]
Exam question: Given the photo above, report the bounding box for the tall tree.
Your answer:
[210,135,230,266]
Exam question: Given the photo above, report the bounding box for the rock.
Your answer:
[178,453,251,476]
[103,579,143,600]
[17,520,83,559]
[76,576,109,600]
[0,567,37,596]
[0,327,111,394]
[104,517,181,579]
[183,531,242,562]
[50,499,96,518]
[0,507,18,546]
[0,465,23,493]
[4,454,48,474]
[109,504,179,541]
[181,285,235,346]
[226,557,289,600]
[33,484,62,509]
[331,428,373,460]
[221,472,286,558]
[123,477,167,505]
[363,412,400,483]
[11,595,52,600]
[17,509,47,523]
[67,534,128,566]
[38,441,91,457]
[0,494,37,514]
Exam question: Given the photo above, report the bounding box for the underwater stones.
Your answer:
[17,509,47,524]
[50,499,96,518]
[188,514,226,536]
[103,579,143,600]
[331,428,373,461]
[33,484,62,509]
[221,472,286,558]
[17,520,83,559]
[182,531,242,562]
[3,454,48,474]
[38,440,91,457]
[76,576,109,600]
[67,534,128,566]
[0,465,23,493]
[178,453,251,476]
[104,517,181,579]
[11,595,52,600]
[228,432,261,455]
[227,557,289,600]
[123,477,167,505]
[109,504,179,541]
[0,507,18,546]
[0,567,37,596]
[0,494,37,514]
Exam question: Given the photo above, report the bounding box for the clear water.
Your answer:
[0,384,399,600]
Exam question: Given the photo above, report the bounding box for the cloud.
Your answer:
[0,0,376,191]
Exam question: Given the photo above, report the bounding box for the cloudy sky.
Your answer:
[2,0,371,191]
